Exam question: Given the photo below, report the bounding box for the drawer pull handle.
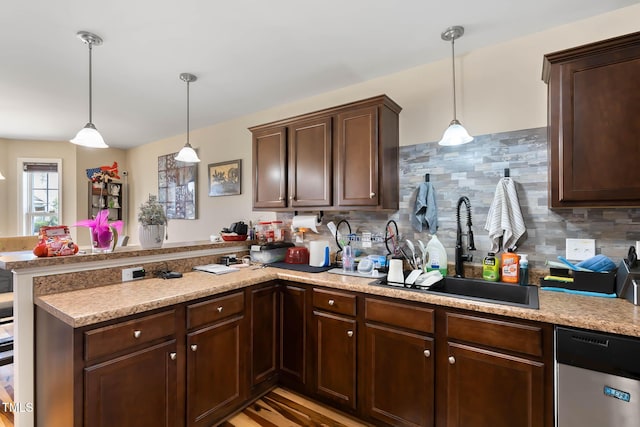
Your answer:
[133,330,141,339]
[448,356,456,365]
[370,192,376,198]
[170,352,177,360]
[423,349,431,358]
[191,344,198,352]
[328,299,335,306]
[347,330,354,338]
[217,306,223,313]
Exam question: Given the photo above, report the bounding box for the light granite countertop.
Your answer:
[35,266,640,337]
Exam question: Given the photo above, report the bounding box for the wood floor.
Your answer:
[222,388,371,427]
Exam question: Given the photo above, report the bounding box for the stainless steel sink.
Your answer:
[370,276,539,309]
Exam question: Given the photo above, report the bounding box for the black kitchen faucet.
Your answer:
[455,196,476,277]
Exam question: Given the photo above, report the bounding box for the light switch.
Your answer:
[565,238,595,261]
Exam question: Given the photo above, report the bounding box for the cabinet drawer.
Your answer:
[446,312,543,357]
[312,288,356,316]
[187,291,245,330]
[85,309,176,362]
[365,298,434,334]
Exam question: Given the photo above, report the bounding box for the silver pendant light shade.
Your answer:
[438,26,473,146]
[70,31,108,148]
[175,73,201,163]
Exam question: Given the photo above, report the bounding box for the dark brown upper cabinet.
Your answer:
[543,31,640,208]
[249,95,401,211]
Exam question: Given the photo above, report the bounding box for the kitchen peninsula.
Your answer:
[4,241,640,426]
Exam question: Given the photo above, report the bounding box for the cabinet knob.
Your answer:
[191,344,198,352]
[347,330,354,338]
[448,356,456,365]
[423,349,431,358]
[369,192,376,199]
[328,299,335,306]
[133,330,141,339]
[170,352,177,360]
[217,306,223,313]
[278,196,284,201]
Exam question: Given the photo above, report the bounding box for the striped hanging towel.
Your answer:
[484,177,526,252]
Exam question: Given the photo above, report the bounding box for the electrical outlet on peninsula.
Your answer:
[122,266,145,282]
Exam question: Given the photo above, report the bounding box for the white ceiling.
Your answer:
[1,0,637,149]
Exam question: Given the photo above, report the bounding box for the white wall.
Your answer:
[126,4,640,245]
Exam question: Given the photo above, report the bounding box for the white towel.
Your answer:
[484,177,526,252]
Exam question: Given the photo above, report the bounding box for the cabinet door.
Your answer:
[250,283,278,388]
[252,126,287,208]
[280,284,307,389]
[288,117,332,207]
[364,323,434,427]
[313,310,357,410]
[335,105,379,207]
[84,340,178,427]
[545,33,640,207]
[186,317,244,427]
[444,342,545,427]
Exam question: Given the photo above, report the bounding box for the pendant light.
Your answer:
[70,31,108,148]
[438,26,473,146]
[175,73,201,163]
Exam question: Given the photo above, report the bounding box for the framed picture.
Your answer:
[158,152,198,220]
[208,159,241,197]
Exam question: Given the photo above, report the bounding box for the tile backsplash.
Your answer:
[277,126,640,270]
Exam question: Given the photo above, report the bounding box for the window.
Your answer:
[20,159,62,235]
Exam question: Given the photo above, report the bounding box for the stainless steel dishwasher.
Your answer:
[556,326,640,426]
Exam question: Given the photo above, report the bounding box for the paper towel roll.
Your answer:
[292,215,321,233]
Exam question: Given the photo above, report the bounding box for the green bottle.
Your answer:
[482,252,500,282]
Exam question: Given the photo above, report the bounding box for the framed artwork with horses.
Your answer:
[208,159,241,197]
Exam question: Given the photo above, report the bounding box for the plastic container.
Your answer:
[519,254,529,286]
[482,252,500,282]
[501,250,520,284]
[256,221,273,243]
[271,220,285,242]
[425,234,448,276]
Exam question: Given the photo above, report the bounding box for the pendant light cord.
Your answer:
[450,37,457,122]
[186,79,190,145]
[88,41,93,124]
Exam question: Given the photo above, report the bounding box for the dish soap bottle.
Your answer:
[501,250,520,284]
[519,254,529,286]
[425,234,448,276]
[482,252,500,282]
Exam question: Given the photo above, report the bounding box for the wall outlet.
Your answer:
[122,266,145,282]
[565,238,595,261]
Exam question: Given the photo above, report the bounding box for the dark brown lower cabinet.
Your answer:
[186,317,244,427]
[249,282,279,393]
[279,283,307,390]
[313,310,357,410]
[437,309,553,427]
[84,340,178,427]
[36,282,554,427]
[364,323,434,427]
[444,342,545,427]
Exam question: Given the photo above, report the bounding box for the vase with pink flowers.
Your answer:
[74,209,124,253]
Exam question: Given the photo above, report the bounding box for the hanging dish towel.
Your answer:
[411,182,438,234]
[484,177,526,252]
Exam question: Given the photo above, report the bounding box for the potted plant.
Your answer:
[138,194,168,249]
